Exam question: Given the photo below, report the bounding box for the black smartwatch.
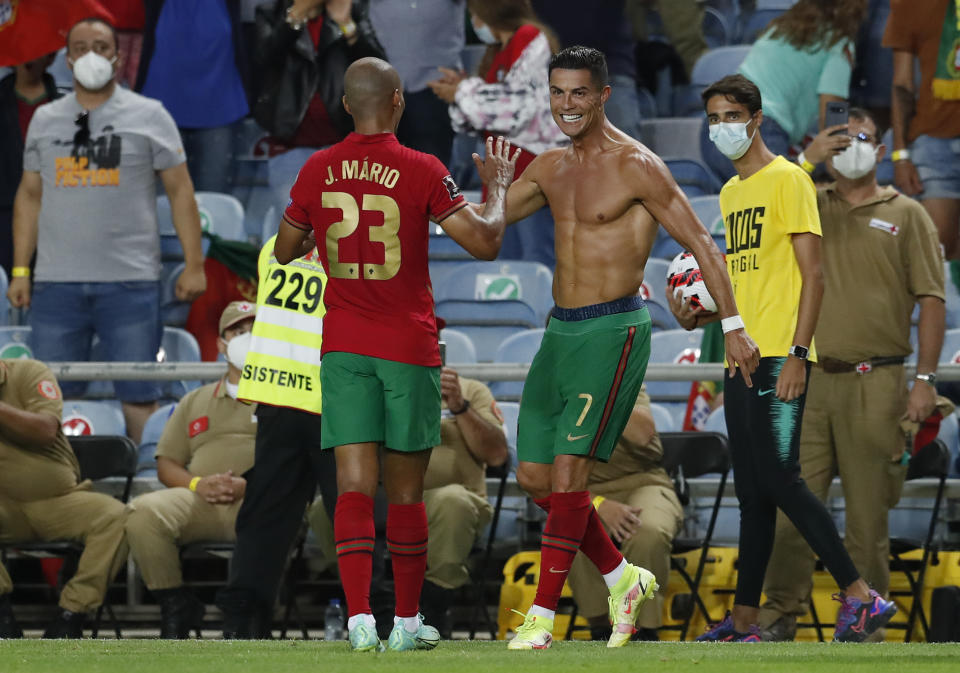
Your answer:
[788,345,809,360]
[450,400,471,415]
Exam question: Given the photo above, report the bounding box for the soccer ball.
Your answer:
[666,251,717,313]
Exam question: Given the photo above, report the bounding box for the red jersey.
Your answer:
[284,132,466,366]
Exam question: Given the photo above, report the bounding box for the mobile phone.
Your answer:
[439,340,447,366]
[824,100,849,135]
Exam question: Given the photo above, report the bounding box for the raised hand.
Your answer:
[472,136,521,190]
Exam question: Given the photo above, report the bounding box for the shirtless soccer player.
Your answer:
[273,58,519,652]
[500,46,761,650]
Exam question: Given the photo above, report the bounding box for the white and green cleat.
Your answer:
[386,614,440,651]
[507,612,554,650]
[348,622,384,652]
[606,563,658,648]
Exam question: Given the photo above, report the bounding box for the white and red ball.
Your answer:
[666,251,717,313]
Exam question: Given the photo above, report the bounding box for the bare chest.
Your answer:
[542,162,638,226]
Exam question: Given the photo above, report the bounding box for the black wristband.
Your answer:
[450,399,471,415]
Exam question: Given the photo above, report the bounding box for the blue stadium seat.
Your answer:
[642,258,671,305]
[649,402,676,433]
[160,261,191,326]
[675,46,752,116]
[88,327,201,400]
[157,197,212,260]
[0,326,33,359]
[440,328,477,365]
[0,266,8,326]
[429,232,472,260]
[433,260,554,325]
[665,159,723,198]
[498,401,520,469]
[704,405,727,435]
[937,327,960,365]
[689,195,725,235]
[640,118,707,164]
[647,328,704,402]
[637,87,658,120]
[137,402,177,475]
[702,6,733,48]
[737,9,784,43]
[439,325,527,363]
[489,328,545,400]
[62,400,126,437]
[646,297,681,331]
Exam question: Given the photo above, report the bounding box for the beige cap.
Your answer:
[219,301,256,335]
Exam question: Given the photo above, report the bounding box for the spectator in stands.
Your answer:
[883,0,960,259]
[0,358,129,638]
[369,0,466,164]
[0,54,60,281]
[533,0,643,140]
[567,386,682,642]
[701,0,868,182]
[308,365,508,639]
[136,0,251,193]
[427,0,567,269]
[6,17,207,444]
[253,0,386,213]
[125,301,257,639]
[758,108,945,641]
[625,0,708,81]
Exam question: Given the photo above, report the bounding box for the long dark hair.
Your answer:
[467,0,558,77]
[766,0,867,50]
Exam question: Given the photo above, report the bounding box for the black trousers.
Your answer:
[217,404,338,611]
[725,357,860,607]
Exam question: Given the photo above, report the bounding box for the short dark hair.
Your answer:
[848,106,884,139]
[548,46,608,88]
[701,74,762,115]
[66,16,118,52]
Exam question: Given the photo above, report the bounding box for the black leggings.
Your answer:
[725,357,860,607]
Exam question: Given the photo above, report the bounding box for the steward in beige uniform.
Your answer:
[0,359,128,638]
[759,110,946,640]
[567,387,683,640]
[125,301,257,638]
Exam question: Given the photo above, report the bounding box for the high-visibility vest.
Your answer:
[237,234,326,413]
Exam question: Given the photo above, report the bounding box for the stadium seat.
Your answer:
[646,297,682,331]
[703,405,727,435]
[649,401,676,433]
[440,327,478,365]
[62,400,127,437]
[157,196,212,261]
[158,327,203,399]
[943,262,960,330]
[702,5,733,48]
[160,261,191,326]
[640,118,708,165]
[0,326,32,359]
[0,266,7,326]
[664,159,723,198]
[675,46,752,116]
[737,9,783,43]
[637,87,658,120]
[429,231,472,260]
[647,329,704,403]
[498,401,520,467]
[433,260,553,321]
[688,195,725,235]
[642,258,671,304]
[137,402,177,475]
[489,328,545,400]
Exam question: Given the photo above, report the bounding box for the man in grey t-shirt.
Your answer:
[6,17,206,454]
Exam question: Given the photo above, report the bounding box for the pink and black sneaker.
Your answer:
[694,612,763,642]
[832,590,897,643]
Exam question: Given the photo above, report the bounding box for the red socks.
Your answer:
[334,492,375,617]
[580,507,624,575]
[387,502,428,618]
[534,491,592,611]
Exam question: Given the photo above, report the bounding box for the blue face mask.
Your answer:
[708,117,757,160]
[471,16,498,44]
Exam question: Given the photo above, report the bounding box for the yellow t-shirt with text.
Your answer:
[719,156,821,360]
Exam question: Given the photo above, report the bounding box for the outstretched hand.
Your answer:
[724,329,760,388]
[472,136,522,190]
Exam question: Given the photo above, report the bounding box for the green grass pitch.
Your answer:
[1,640,960,673]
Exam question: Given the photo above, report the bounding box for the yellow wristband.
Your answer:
[188,476,201,492]
[11,266,30,278]
[892,149,910,162]
[591,495,606,510]
[796,152,815,174]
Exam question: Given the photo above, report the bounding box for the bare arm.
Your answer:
[274,220,316,265]
[618,404,657,451]
[441,369,508,467]
[775,232,823,402]
[6,171,42,308]
[636,152,760,383]
[907,295,945,422]
[890,50,924,195]
[159,163,207,301]
[438,136,520,260]
[0,403,58,448]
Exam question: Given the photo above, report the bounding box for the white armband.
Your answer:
[721,315,745,334]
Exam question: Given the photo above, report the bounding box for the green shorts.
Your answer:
[320,352,441,452]
[517,299,651,464]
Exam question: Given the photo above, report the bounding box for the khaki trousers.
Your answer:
[567,484,683,629]
[626,0,709,76]
[760,366,908,625]
[0,482,128,613]
[126,488,243,590]
[423,484,492,590]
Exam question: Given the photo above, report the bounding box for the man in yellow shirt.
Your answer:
[671,74,896,643]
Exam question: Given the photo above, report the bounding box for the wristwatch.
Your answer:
[915,372,937,387]
[788,345,809,360]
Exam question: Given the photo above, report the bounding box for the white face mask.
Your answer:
[69,51,116,91]
[831,139,878,180]
[226,332,252,369]
[471,16,498,45]
[709,118,757,160]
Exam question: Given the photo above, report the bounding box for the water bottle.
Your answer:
[324,598,344,640]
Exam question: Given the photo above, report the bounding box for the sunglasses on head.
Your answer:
[74,111,90,147]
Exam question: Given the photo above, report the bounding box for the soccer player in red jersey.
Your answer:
[273,57,519,652]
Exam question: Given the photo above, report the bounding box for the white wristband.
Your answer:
[721,315,745,334]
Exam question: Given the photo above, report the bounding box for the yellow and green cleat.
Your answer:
[507,611,554,650]
[606,563,658,648]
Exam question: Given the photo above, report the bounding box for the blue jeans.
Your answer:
[605,73,644,140]
[30,281,162,402]
[911,134,960,201]
[701,114,792,183]
[180,122,240,193]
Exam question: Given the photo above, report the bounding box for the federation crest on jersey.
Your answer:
[37,380,60,400]
[442,175,461,201]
